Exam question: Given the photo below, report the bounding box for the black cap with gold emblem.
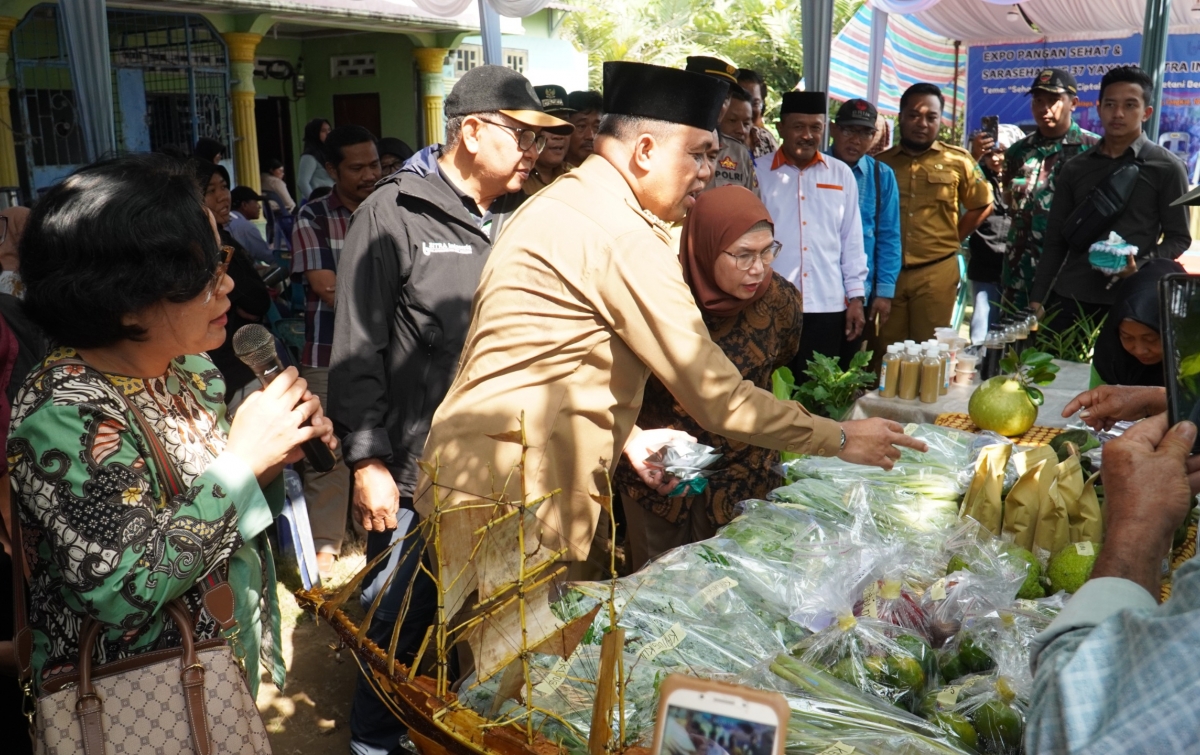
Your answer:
[1029,68,1078,96]
[534,84,575,116]
[685,55,740,85]
[602,61,730,131]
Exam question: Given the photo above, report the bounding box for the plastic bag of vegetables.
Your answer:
[922,528,1027,649]
[919,649,1032,755]
[754,655,977,754]
[572,542,787,678]
[788,551,938,712]
[860,555,933,644]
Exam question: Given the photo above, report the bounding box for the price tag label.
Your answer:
[639,623,686,661]
[1075,541,1095,557]
[816,742,856,755]
[696,577,738,606]
[533,655,574,695]
[862,581,880,618]
[937,684,965,709]
[930,578,947,602]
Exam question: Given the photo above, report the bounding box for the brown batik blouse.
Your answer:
[614,272,803,528]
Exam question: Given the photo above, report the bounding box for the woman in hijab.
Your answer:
[614,186,803,570]
[1092,257,1184,387]
[296,117,334,200]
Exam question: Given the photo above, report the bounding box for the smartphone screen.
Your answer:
[1160,273,1200,453]
[981,115,1000,145]
[657,701,779,755]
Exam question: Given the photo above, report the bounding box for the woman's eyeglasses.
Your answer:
[477,118,548,154]
[204,245,234,303]
[724,241,781,271]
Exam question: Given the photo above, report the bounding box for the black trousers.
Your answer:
[1042,293,1109,340]
[790,310,852,379]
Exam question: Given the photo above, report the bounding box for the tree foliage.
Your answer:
[561,0,865,123]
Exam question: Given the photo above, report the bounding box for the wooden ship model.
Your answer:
[296,416,638,755]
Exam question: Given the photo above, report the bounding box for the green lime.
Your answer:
[973,699,1023,752]
[863,655,887,682]
[886,655,926,693]
[827,655,860,686]
[946,554,971,575]
[940,654,966,683]
[959,637,996,674]
[933,712,979,750]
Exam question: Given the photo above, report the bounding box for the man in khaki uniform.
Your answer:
[878,82,992,344]
[416,62,924,617]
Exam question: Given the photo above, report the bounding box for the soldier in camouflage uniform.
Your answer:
[1002,68,1099,309]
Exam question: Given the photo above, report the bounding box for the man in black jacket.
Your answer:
[1030,66,1190,335]
[328,65,571,755]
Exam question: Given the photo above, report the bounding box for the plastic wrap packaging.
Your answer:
[646,440,723,496]
[789,550,938,712]
[958,432,1018,494]
[920,645,1033,755]
[571,543,787,678]
[924,524,1029,646]
[456,646,658,752]
[859,552,934,643]
[960,443,1011,536]
[754,655,977,754]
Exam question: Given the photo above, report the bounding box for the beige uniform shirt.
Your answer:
[877,140,992,265]
[418,155,841,606]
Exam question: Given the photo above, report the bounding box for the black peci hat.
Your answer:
[781,91,828,116]
[445,65,573,135]
[603,61,730,132]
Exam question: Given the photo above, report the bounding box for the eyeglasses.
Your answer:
[724,241,781,271]
[477,118,547,154]
[840,126,878,140]
[204,245,234,303]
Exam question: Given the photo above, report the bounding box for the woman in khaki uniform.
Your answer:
[416,62,925,618]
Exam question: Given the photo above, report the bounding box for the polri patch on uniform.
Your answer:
[422,241,473,256]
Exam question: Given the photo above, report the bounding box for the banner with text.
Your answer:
[967,34,1200,181]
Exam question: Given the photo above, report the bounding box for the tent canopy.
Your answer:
[868,0,1200,44]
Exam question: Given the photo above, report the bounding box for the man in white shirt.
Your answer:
[756,91,868,376]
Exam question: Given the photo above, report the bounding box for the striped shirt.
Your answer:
[291,191,351,368]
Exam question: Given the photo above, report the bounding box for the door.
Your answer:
[255,96,295,197]
[332,93,381,139]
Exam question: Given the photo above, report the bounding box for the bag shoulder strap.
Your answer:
[12,357,236,684]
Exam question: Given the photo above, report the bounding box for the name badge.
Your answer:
[422,241,473,256]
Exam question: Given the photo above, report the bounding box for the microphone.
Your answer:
[232,324,336,473]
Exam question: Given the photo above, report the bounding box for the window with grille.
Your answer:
[451,45,528,78]
[331,54,376,78]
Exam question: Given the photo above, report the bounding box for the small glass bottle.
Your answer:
[982,330,1005,381]
[898,345,922,400]
[937,343,951,395]
[919,347,941,403]
[879,344,901,398]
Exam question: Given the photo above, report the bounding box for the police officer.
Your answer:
[686,55,760,197]
[525,85,577,195]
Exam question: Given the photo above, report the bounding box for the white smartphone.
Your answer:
[651,675,786,755]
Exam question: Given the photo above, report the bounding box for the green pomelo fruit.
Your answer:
[969,377,1039,437]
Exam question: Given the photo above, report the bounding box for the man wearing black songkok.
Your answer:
[418,61,925,607]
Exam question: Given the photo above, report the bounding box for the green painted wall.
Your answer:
[300,32,419,145]
[254,35,307,177]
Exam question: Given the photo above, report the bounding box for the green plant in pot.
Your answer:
[774,350,876,422]
[968,349,1059,437]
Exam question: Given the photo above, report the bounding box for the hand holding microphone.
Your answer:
[228,325,338,483]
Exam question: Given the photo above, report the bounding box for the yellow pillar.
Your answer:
[0,16,21,188]
[223,32,263,193]
[414,47,448,147]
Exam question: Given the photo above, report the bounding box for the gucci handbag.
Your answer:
[13,359,273,754]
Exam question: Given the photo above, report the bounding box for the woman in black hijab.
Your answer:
[1092,258,1185,387]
